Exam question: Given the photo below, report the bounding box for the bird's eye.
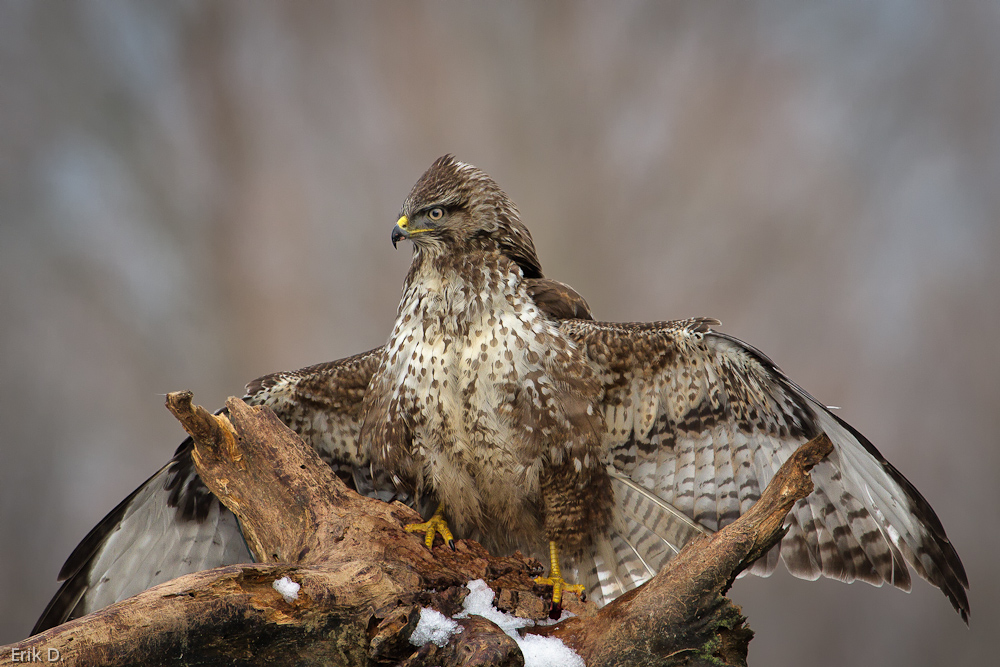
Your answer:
[427,207,444,221]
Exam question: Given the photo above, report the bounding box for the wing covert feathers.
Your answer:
[561,318,969,621]
[523,277,594,320]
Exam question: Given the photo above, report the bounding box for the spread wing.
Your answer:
[33,348,385,633]
[559,318,969,620]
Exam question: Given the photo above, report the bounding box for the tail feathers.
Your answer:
[572,530,649,607]
[570,471,710,606]
[609,470,709,553]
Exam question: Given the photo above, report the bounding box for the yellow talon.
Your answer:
[405,504,455,549]
[534,541,585,605]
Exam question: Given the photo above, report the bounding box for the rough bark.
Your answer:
[4,392,832,667]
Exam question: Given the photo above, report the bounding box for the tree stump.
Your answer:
[4,392,833,666]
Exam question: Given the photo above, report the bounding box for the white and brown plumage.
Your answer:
[360,158,612,565]
[35,155,969,633]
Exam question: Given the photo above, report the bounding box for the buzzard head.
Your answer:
[392,155,543,279]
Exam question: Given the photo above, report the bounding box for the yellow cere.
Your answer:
[397,213,433,235]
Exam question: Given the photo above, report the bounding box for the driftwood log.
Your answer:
[5,392,833,666]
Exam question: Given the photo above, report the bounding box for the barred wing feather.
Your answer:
[561,318,969,621]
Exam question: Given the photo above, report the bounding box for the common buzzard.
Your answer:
[34,155,969,633]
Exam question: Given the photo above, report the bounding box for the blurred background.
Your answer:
[1,1,997,663]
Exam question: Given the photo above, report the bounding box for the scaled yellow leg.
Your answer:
[534,541,585,605]
[405,503,455,549]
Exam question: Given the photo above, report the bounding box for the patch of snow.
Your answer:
[455,578,531,633]
[409,607,463,647]
[518,632,586,667]
[272,576,300,603]
[458,579,585,667]
[407,580,584,665]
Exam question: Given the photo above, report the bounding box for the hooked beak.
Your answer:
[391,215,410,249]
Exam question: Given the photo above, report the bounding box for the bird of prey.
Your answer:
[34,155,969,634]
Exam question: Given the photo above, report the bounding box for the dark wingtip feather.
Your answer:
[830,412,970,621]
[31,574,87,635]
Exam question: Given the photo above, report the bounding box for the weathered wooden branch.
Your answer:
[5,392,832,667]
